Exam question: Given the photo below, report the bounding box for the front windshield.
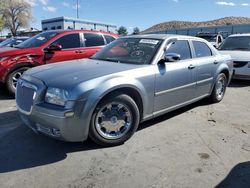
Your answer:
[91,38,162,65]
[219,36,250,51]
[16,31,59,49]
[0,38,12,47]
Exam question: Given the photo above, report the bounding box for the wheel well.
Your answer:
[100,87,144,120]
[220,69,229,83]
[5,63,34,82]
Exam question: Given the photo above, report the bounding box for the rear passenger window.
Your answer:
[193,41,212,58]
[166,40,191,60]
[104,35,116,44]
[84,33,105,47]
[51,34,80,49]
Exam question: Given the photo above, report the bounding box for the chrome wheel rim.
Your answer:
[95,103,132,140]
[12,69,26,89]
[216,76,226,100]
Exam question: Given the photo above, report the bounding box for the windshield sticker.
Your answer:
[37,37,45,41]
[139,39,159,45]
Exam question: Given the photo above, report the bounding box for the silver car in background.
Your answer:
[219,34,250,80]
[16,34,233,146]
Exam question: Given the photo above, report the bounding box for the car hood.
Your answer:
[25,59,144,88]
[0,46,40,57]
[219,50,250,61]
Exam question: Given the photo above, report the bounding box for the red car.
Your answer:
[0,30,118,94]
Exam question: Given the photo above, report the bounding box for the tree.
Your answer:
[117,26,128,36]
[132,27,140,35]
[0,17,4,31]
[0,0,32,36]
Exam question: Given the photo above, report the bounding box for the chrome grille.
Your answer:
[16,80,36,113]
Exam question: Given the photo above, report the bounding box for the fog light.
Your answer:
[64,111,75,117]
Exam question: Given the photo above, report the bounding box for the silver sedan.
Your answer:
[16,34,233,146]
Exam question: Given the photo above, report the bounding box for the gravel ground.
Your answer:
[0,80,250,188]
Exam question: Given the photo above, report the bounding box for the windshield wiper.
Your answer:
[95,58,121,63]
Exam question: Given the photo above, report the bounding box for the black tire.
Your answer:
[209,73,227,103]
[89,94,140,146]
[6,67,30,95]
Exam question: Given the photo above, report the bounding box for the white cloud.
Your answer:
[39,0,49,5]
[43,6,57,12]
[62,2,70,7]
[216,1,236,6]
[24,0,37,7]
[72,4,81,9]
[241,3,249,6]
[173,0,179,2]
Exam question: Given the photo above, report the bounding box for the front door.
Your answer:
[44,33,86,64]
[154,40,196,114]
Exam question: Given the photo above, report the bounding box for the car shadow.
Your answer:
[0,84,14,100]
[228,79,250,88]
[216,161,250,188]
[0,111,103,173]
[0,99,210,173]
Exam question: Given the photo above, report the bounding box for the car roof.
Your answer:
[122,34,203,40]
[43,29,118,36]
[228,33,250,37]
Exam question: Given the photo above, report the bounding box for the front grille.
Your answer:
[16,81,36,113]
[233,61,249,68]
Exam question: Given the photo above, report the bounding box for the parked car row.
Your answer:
[218,34,250,80]
[15,34,233,146]
[198,33,250,81]
[0,30,118,94]
[0,37,29,48]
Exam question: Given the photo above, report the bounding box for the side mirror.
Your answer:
[45,44,62,52]
[164,52,181,62]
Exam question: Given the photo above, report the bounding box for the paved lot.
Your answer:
[0,81,250,188]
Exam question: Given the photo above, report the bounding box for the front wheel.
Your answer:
[89,94,140,146]
[209,73,227,103]
[6,67,30,95]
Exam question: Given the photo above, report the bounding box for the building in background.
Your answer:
[42,17,117,33]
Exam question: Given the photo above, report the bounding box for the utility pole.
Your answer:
[77,0,79,19]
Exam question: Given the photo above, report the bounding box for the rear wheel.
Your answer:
[89,94,140,146]
[6,67,30,95]
[209,73,227,103]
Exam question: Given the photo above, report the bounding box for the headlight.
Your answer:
[45,87,69,106]
[0,56,9,62]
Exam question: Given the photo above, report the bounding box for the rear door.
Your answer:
[154,39,197,114]
[191,40,216,97]
[82,33,106,57]
[44,33,83,64]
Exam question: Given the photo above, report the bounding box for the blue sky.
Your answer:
[26,0,250,32]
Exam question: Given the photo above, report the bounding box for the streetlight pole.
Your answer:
[77,0,79,19]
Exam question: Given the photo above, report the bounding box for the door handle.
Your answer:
[188,64,195,69]
[78,50,85,54]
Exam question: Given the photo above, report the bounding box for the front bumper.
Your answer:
[16,76,89,142]
[18,104,87,142]
[233,64,250,80]
[0,63,7,83]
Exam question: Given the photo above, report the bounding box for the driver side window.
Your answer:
[166,40,191,60]
[51,33,81,49]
